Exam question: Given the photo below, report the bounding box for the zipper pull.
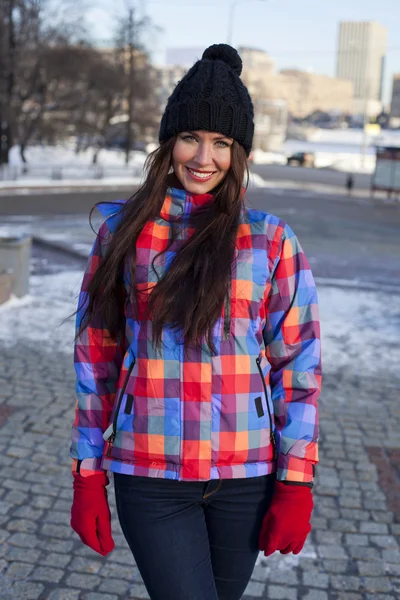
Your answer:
[102,424,114,441]
[271,431,278,461]
[106,433,116,458]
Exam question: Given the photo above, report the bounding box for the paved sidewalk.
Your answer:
[0,338,400,600]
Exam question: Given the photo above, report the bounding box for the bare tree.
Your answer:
[115,5,161,164]
[1,0,88,163]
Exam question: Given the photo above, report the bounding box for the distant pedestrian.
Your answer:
[70,44,322,600]
[346,173,354,196]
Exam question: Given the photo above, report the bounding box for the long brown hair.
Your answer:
[77,137,248,354]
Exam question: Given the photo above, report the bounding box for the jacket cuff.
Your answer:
[276,454,316,486]
[72,457,105,477]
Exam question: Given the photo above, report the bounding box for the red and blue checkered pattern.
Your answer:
[71,187,321,482]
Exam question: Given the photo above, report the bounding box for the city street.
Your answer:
[0,185,400,599]
[1,184,399,289]
[250,165,372,191]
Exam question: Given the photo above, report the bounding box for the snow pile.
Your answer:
[2,144,148,185]
[251,149,287,165]
[9,144,147,169]
[0,269,399,384]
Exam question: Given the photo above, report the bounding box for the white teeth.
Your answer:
[187,168,214,179]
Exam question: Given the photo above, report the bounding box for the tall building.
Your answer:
[390,74,400,119]
[336,21,387,116]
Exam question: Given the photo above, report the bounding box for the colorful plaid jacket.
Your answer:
[71,187,321,483]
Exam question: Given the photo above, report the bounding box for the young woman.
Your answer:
[70,44,321,600]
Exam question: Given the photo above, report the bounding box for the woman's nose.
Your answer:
[194,143,213,167]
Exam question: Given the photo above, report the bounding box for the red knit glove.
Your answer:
[258,481,313,556]
[71,472,115,557]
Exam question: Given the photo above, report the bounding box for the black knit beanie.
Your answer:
[159,44,254,156]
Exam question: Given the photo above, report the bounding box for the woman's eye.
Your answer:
[216,141,230,148]
[182,135,196,142]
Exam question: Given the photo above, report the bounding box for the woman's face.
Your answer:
[172,130,233,194]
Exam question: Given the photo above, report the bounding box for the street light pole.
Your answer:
[227,0,268,46]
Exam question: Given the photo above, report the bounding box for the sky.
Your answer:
[85,0,400,106]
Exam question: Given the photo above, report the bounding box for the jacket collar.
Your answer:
[160,186,215,222]
[95,186,215,227]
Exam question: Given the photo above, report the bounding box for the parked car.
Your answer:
[287,152,315,168]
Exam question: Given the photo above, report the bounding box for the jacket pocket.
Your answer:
[124,393,134,415]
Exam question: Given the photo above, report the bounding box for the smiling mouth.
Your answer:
[186,167,216,180]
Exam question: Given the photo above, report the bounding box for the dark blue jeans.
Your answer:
[114,472,275,600]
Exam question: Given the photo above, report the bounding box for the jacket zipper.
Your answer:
[105,358,136,458]
[223,275,231,341]
[256,357,277,460]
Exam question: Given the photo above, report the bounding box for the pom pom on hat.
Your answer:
[202,44,243,76]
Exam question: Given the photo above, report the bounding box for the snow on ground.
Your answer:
[2,128,399,182]
[8,144,148,169]
[0,268,399,384]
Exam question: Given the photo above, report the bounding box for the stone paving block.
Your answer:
[381,549,400,563]
[360,522,389,535]
[243,579,266,597]
[31,495,55,509]
[340,509,371,521]
[268,569,298,586]
[37,538,74,554]
[43,511,69,525]
[390,524,400,535]
[127,584,150,598]
[372,512,394,524]
[53,499,73,512]
[370,535,399,549]
[345,533,369,546]
[13,506,44,520]
[45,590,81,600]
[310,516,327,529]
[98,577,132,595]
[362,576,393,594]
[331,575,362,591]
[106,548,136,564]
[268,585,298,599]
[314,530,342,545]
[357,560,386,576]
[302,591,328,600]
[5,546,41,563]
[100,562,137,581]
[6,446,32,459]
[5,561,35,580]
[318,545,348,560]
[3,489,28,505]
[2,478,32,492]
[348,546,382,561]
[7,518,37,533]
[10,581,45,600]
[42,552,72,568]
[385,563,400,576]
[40,523,73,539]
[0,527,10,544]
[66,572,102,589]
[330,519,358,533]
[321,560,350,574]
[0,501,13,515]
[30,566,64,583]
[69,556,103,574]
[7,532,39,548]
[302,572,329,588]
